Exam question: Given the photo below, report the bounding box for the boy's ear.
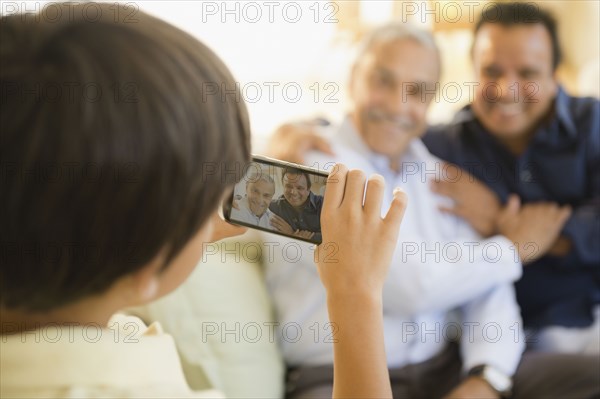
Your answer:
[129,260,161,304]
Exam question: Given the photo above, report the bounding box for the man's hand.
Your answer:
[266,122,334,164]
[294,230,315,240]
[547,235,573,257]
[443,377,500,399]
[270,214,315,239]
[270,213,294,234]
[431,164,501,237]
[497,195,572,263]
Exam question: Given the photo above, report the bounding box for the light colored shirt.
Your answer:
[264,117,525,375]
[0,314,224,398]
[230,197,274,229]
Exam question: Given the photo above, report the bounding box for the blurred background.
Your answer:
[6,0,599,145]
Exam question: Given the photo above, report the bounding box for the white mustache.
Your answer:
[366,109,415,130]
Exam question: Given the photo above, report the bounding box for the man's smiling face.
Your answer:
[471,23,558,140]
[350,38,440,159]
[246,179,275,216]
[283,173,310,208]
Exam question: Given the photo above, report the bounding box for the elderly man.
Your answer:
[264,22,598,399]
[269,168,323,242]
[230,172,276,229]
[423,2,600,356]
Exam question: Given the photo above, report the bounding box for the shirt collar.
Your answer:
[554,86,577,138]
[451,104,477,125]
[306,191,319,210]
[0,316,190,390]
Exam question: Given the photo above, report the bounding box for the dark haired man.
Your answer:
[269,168,324,241]
[424,1,600,356]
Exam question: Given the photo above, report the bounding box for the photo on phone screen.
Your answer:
[222,155,329,244]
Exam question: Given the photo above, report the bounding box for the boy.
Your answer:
[0,3,407,398]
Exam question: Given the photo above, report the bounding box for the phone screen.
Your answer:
[222,155,329,244]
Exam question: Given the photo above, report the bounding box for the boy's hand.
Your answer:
[315,164,408,296]
[314,164,407,399]
[210,211,247,242]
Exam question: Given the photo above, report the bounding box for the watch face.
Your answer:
[484,366,512,393]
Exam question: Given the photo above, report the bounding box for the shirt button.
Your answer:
[520,170,532,182]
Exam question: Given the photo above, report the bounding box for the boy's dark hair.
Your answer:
[0,3,251,311]
[281,168,312,191]
[474,2,561,70]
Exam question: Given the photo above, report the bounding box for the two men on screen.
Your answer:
[232,168,323,240]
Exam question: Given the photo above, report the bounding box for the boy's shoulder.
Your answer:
[1,315,224,398]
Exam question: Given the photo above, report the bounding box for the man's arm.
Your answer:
[265,121,334,164]
[559,198,600,267]
[557,97,600,267]
[459,284,525,377]
[385,195,571,315]
[385,233,522,315]
[443,283,524,399]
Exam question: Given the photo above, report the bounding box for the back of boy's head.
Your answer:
[0,3,251,311]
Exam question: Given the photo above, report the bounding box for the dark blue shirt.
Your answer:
[423,87,600,328]
[269,191,324,243]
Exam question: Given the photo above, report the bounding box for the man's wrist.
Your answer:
[463,376,501,399]
[498,232,526,263]
[467,364,513,398]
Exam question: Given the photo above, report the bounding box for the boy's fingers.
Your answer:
[384,188,408,232]
[323,163,348,210]
[342,169,367,207]
[363,174,385,216]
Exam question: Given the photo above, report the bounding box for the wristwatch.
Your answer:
[468,364,513,397]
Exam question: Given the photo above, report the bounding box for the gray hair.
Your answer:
[246,172,275,187]
[353,22,440,72]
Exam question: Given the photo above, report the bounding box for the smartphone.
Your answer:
[222,155,329,244]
